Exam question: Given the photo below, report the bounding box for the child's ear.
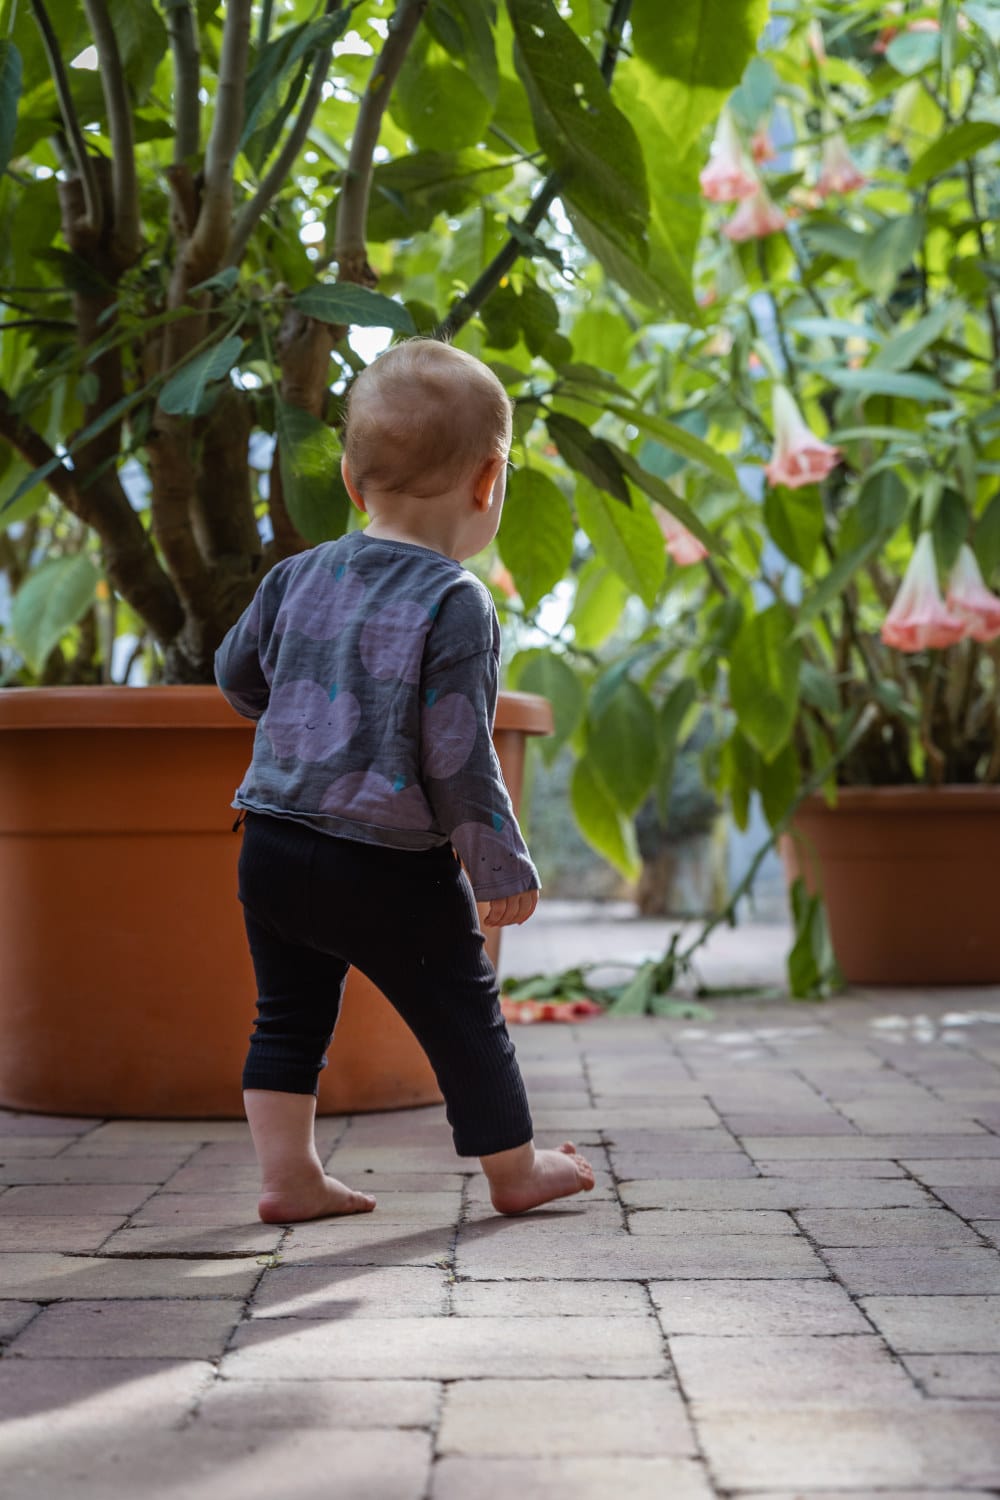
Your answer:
[341,456,367,513]
[472,454,505,510]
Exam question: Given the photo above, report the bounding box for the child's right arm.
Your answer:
[214,590,269,720]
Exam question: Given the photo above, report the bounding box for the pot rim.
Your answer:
[797,784,1000,813]
[0,685,554,736]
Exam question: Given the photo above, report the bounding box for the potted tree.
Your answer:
[0,0,757,1111]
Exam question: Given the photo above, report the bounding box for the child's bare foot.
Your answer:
[483,1140,595,1216]
[257,1172,376,1224]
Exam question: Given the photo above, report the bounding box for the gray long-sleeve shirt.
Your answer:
[214,530,540,901]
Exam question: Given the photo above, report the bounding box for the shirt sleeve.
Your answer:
[214,589,269,721]
[420,585,540,902]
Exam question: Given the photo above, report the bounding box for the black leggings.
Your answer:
[237,812,533,1158]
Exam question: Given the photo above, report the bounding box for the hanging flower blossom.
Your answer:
[881,532,968,652]
[723,183,787,242]
[816,131,866,197]
[751,127,777,164]
[488,559,517,599]
[655,507,709,567]
[699,110,759,203]
[764,386,841,489]
[945,545,1000,644]
[807,19,828,64]
[874,13,967,54]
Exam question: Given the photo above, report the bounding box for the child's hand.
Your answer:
[482,889,539,928]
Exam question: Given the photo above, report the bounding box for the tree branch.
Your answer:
[228,4,341,266]
[81,0,141,268]
[435,0,633,341]
[333,0,429,287]
[29,0,103,237]
[187,0,252,279]
[166,0,202,163]
[0,387,184,644]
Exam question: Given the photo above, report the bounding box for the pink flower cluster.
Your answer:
[882,535,1000,652]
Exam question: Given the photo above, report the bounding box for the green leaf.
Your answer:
[394,28,493,150]
[758,739,799,829]
[614,447,718,556]
[729,604,801,761]
[292,284,415,333]
[885,26,940,75]
[907,121,1000,187]
[497,468,574,611]
[547,412,630,504]
[787,877,841,998]
[795,536,883,629]
[800,661,840,717]
[512,649,585,763]
[508,0,649,261]
[789,316,883,343]
[974,493,1000,583]
[932,487,969,574]
[817,365,950,403]
[857,215,923,300]
[275,400,351,544]
[366,150,515,242]
[107,0,169,105]
[11,555,99,674]
[605,961,656,1015]
[605,401,739,488]
[630,0,770,88]
[575,478,666,609]
[870,303,954,371]
[570,558,629,649]
[0,41,22,177]
[189,266,241,297]
[242,14,350,157]
[763,484,825,570]
[570,756,641,879]
[587,680,658,816]
[426,0,499,103]
[159,335,244,416]
[656,678,697,823]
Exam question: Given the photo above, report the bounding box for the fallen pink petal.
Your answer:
[881,531,969,652]
[764,385,841,489]
[945,544,1000,644]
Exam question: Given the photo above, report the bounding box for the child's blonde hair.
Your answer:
[343,339,512,500]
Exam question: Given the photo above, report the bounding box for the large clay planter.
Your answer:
[784,786,1000,985]
[0,686,552,1118]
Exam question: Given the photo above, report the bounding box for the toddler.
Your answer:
[215,338,595,1223]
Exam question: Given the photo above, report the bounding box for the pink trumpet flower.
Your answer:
[699,110,759,203]
[655,507,709,567]
[723,182,787,242]
[751,127,777,164]
[881,532,968,652]
[816,131,866,197]
[764,386,842,489]
[945,544,1000,644]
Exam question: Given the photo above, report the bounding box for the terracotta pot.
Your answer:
[0,686,552,1118]
[783,786,1000,985]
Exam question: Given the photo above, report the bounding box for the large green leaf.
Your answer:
[393,28,494,150]
[366,150,514,242]
[870,303,953,372]
[497,468,575,611]
[570,756,641,878]
[630,0,769,88]
[795,535,883,630]
[159,335,245,416]
[512,648,584,763]
[275,400,351,544]
[0,41,22,177]
[508,0,649,261]
[614,448,718,556]
[975,493,1000,584]
[907,121,1000,187]
[728,603,801,761]
[427,0,499,104]
[570,558,629,648]
[587,680,659,815]
[857,214,923,299]
[11,555,100,674]
[107,0,168,105]
[547,413,629,504]
[575,478,666,608]
[292,284,415,333]
[656,678,698,824]
[763,484,825,570]
[817,365,951,403]
[606,401,739,488]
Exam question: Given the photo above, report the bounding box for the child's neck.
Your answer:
[364,517,453,557]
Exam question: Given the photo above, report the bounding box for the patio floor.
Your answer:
[1,916,1000,1497]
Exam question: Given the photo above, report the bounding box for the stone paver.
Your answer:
[1,982,998,1497]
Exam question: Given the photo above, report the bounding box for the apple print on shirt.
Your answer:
[264,679,361,762]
